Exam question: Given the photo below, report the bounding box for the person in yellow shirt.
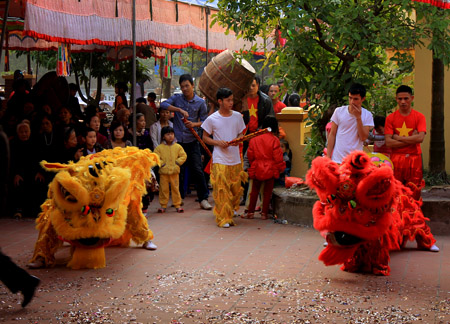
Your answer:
[154,126,187,213]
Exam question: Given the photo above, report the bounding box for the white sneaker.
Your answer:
[143,241,157,250]
[429,244,440,252]
[222,223,230,228]
[200,199,212,210]
[27,257,45,269]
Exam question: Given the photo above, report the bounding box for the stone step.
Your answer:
[272,187,450,236]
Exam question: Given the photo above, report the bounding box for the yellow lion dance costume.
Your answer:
[28,147,159,269]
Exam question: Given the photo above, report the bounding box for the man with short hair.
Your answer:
[385,85,426,191]
[68,83,84,122]
[277,79,290,106]
[160,74,212,210]
[384,85,439,252]
[242,76,274,135]
[240,76,274,206]
[147,92,158,114]
[202,88,246,228]
[327,83,374,163]
[135,97,157,130]
[268,84,286,113]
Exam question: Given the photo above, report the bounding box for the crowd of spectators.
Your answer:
[1,72,302,220]
[0,74,162,219]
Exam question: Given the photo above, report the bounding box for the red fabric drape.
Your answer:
[412,0,450,9]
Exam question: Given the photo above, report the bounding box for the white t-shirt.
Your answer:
[330,105,374,163]
[201,110,246,165]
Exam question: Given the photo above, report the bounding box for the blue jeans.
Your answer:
[179,141,209,201]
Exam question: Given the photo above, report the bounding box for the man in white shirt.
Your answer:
[327,83,374,163]
[202,88,246,228]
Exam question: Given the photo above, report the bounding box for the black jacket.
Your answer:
[242,91,274,129]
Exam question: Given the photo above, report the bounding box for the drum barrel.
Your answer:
[198,49,255,107]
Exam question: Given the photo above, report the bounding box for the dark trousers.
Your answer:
[241,141,250,204]
[10,177,34,216]
[0,250,31,293]
[179,141,209,202]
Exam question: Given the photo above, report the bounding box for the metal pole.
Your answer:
[132,0,137,146]
[261,38,266,83]
[35,55,39,80]
[27,52,32,74]
[0,0,11,66]
[191,48,194,75]
[88,52,92,99]
[205,6,210,65]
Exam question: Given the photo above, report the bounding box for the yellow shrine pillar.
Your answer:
[276,107,311,178]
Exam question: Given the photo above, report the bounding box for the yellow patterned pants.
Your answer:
[211,163,247,227]
[159,173,182,208]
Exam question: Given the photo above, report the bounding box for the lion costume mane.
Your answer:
[306,151,436,276]
[29,147,160,269]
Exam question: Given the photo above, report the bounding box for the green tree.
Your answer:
[17,50,152,106]
[178,48,207,79]
[215,0,416,100]
[213,0,449,166]
[71,52,114,105]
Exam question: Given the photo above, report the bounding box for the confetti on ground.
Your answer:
[1,269,447,324]
[0,213,447,324]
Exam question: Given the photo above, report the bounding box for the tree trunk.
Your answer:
[137,81,145,98]
[73,68,88,103]
[94,76,102,105]
[428,54,446,175]
[159,58,172,99]
[162,78,171,99]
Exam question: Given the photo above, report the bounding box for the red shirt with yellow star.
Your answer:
[273,101,287,114]
[247,96,259,133]
[384,109,426,154]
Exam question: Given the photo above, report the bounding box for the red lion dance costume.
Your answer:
[306,151,439,276]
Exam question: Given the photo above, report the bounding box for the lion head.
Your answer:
[43,159,131,251]
[306,151,397,266]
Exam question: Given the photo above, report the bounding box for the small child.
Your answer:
[154,126,187,213]
[81,127,103,156]
[367,115,391,156]
[244,116,285,220]
[85,113,107,147]
[10,120,34,218]
[277,139,292,186]
[133,113,152,150]
[202,88,246,228]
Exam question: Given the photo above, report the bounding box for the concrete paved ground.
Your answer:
[0,195,449,324]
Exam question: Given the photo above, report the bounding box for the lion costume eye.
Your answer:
[60,185,77,202]
[81,205,91,215]
[51,172,90,213]
[105,208,115,217]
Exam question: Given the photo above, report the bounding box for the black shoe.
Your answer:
[21,275,40,307]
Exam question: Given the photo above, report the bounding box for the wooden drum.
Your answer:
[198,49,255,107]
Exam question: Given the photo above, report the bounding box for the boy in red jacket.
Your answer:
[244,116,285,220]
